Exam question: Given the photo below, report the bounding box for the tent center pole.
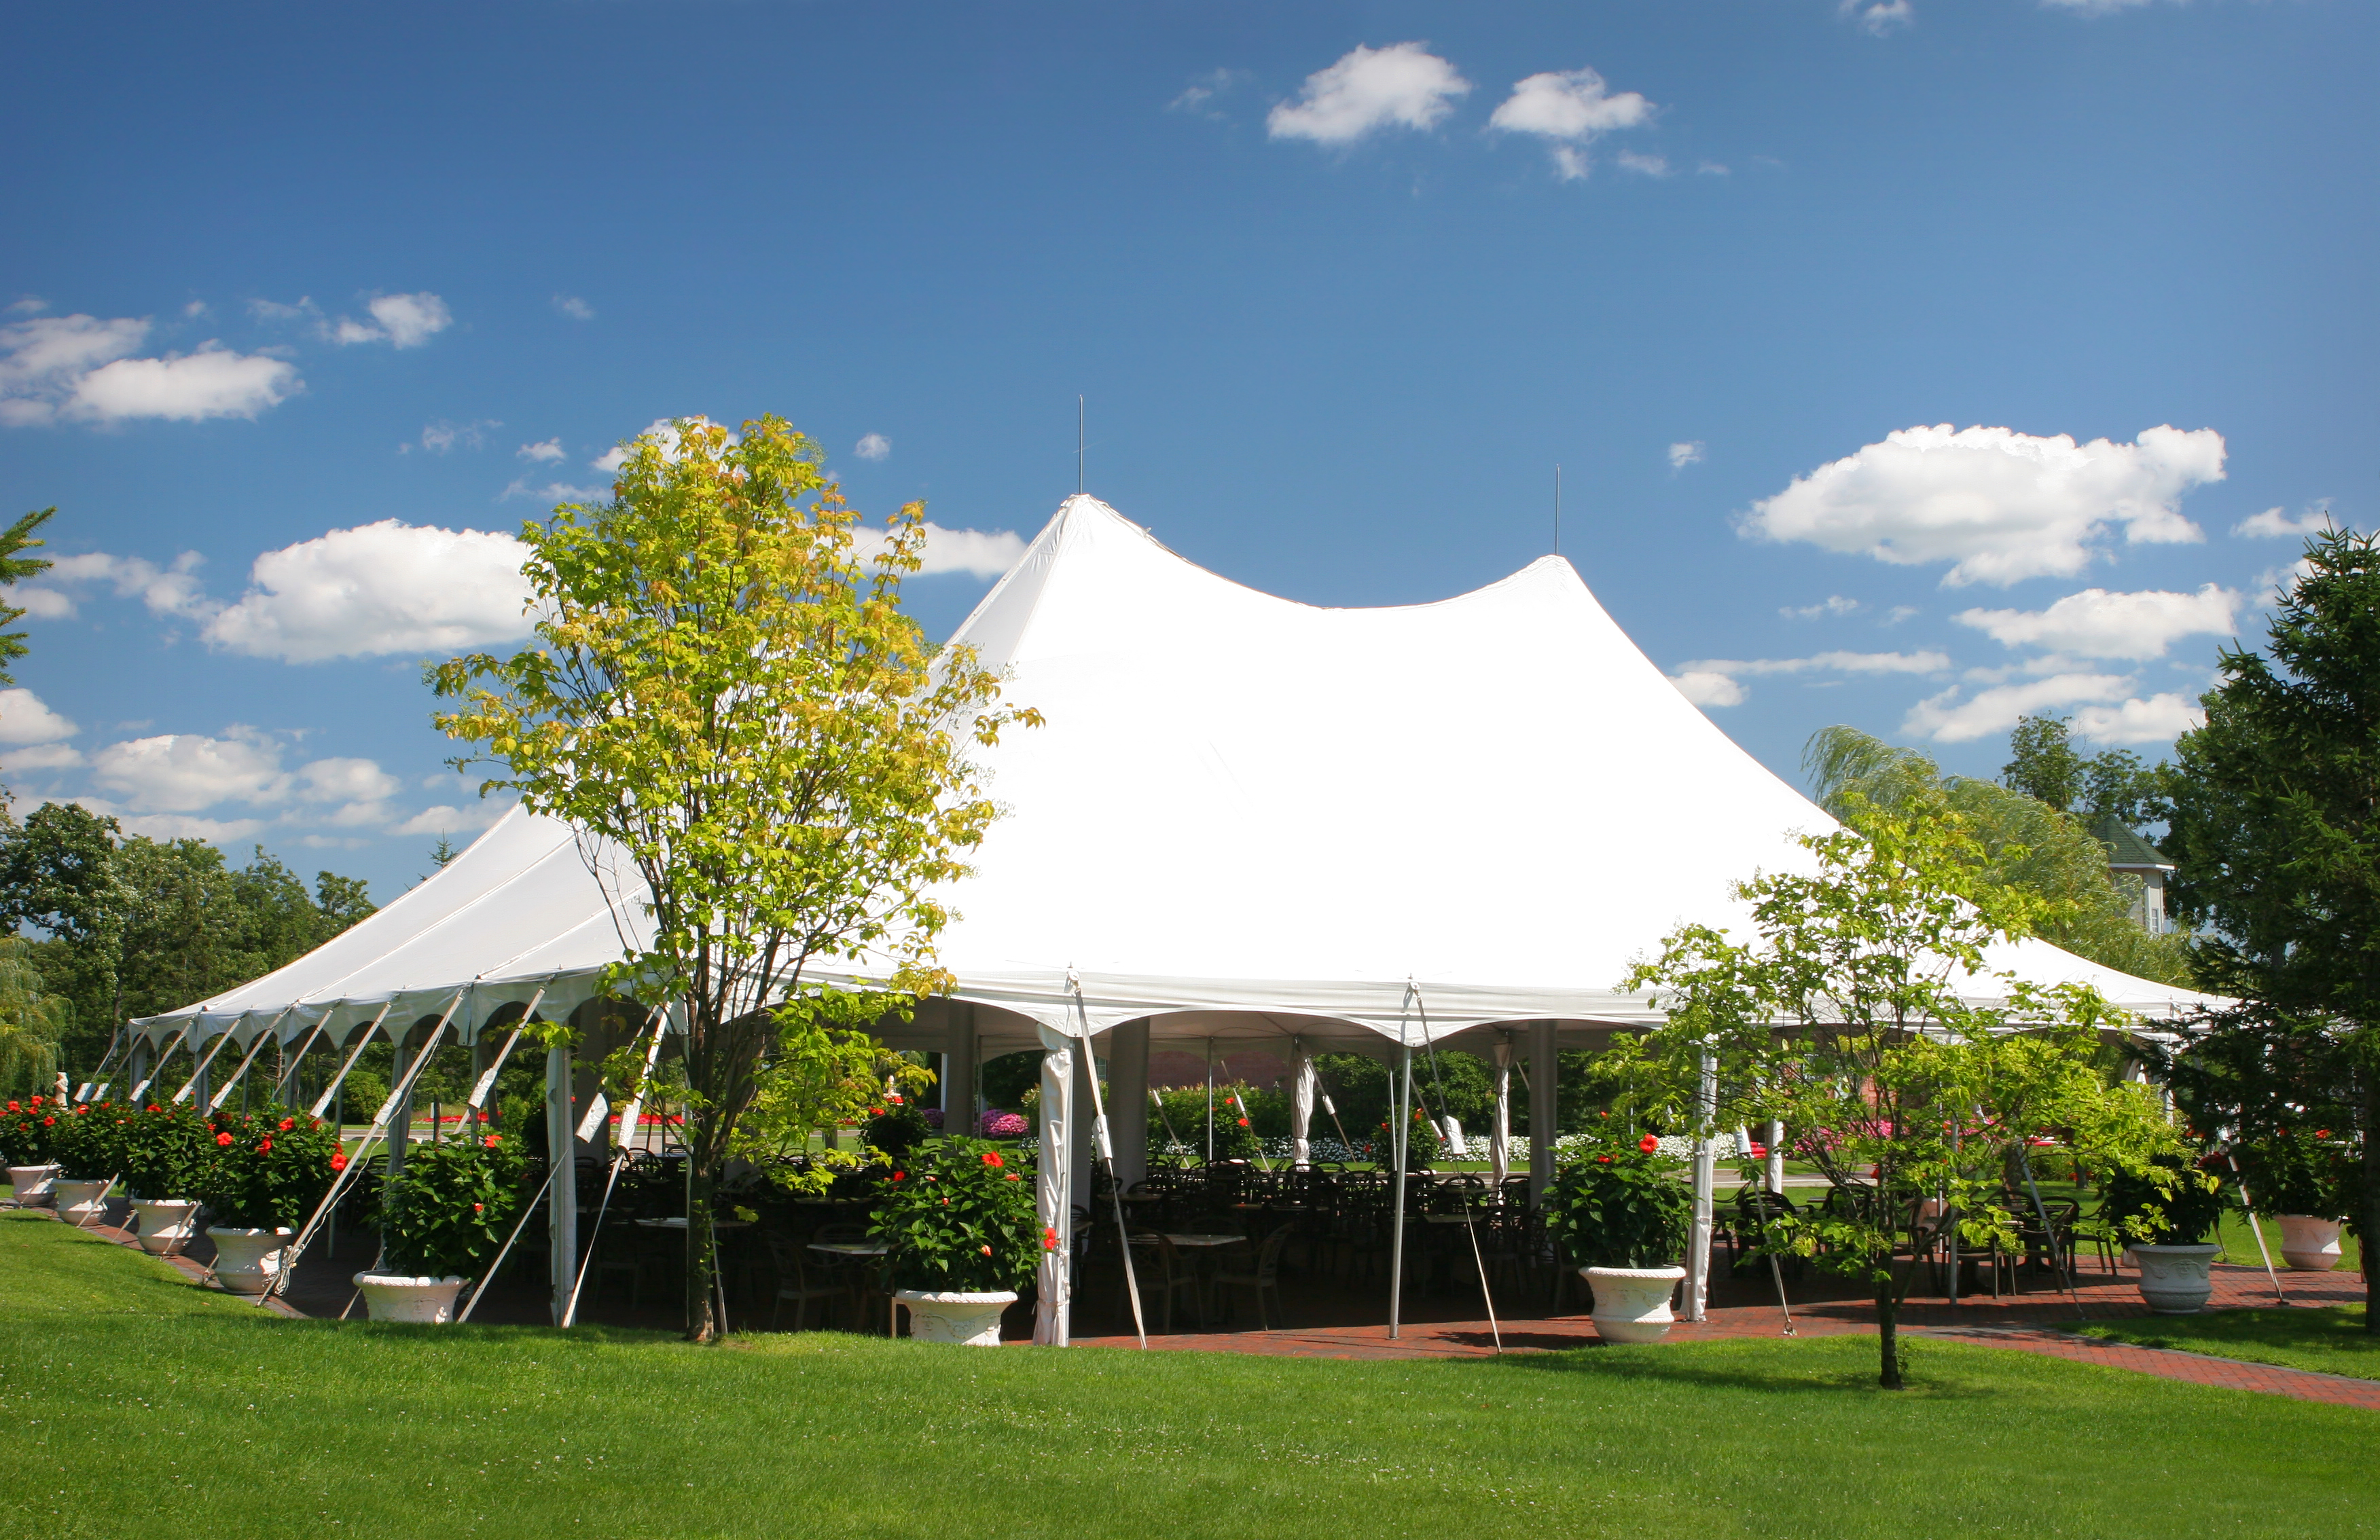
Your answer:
[1389,1044,1411,1340]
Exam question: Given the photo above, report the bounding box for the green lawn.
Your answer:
[2072,1306,2380,1382]
[4,1213,2375,1540]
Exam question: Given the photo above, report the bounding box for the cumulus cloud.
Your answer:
[516,438,565,463]
[1488,66,1653,181]
[107,811,268,843]
[1668,440,1705,470]
[201,519,535,663]
[2233,505,2333,539]
[329,291,452,348]
[1843,0,1915,33]
[1267,43,1470,145]
[1902,673,2135,742]
[1,743,84,772]
[1616,151,1672,177]
[1782,595,1860,620]
[410,418,496,455]
[0,688,77,745]
[91,729,289,811]
[852,522,1028,580]
[0,313,298,426]
[391,799,511,839]
[1742,423,2224,587]
[854,433,891,461]
[553,295,594,320]
[590,416,734,474]
[501,478,607,505]
[11,550,212,623]
[2073,693,2202,743]
[2039,0,2161,13]
[1169,68,1249,118]
[1669,649,1950,706]
[1954,584,2240,661]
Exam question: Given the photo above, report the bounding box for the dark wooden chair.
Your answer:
[1212,1223,1295,1331]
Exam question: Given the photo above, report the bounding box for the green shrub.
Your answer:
[191,1106,342,1229]
[117,1100,214,1198]
[863,1100,933,1158]
[48,1098,125,1180]
[2100,1154,2229,1245]
[2234,1128,2354,1220]
[1542,1138,1693,1269]
[371,1134,528,1279]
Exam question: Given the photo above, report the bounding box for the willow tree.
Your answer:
[431,416,1034,1340]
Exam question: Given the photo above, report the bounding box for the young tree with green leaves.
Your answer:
[430,415,1035,1341]
[1616,797,2189,1389]
[0,506,55,691]
[2162,526,2380,1332]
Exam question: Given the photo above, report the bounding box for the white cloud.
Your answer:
[1,743,84,772]
[91,730,289,811]
[1488,67,1653,181]
[7,586,73,620]
[1954,584,2240,661]
[854,433,891,462]
[1169,68,1248,118]
[1742,423,2224,587]
[1670,671,1746,708]
[412,418,495,455]
[1883,605,1919,625]
[1695,160,1730,176]
[330,291,452,349]
[1901,673,2134,742]
[2039,0,2161,13]
[1843,0,1915,33]
[391,799,510,838]
[202,519,535,663]
[296,756,403,805]
[1668,440,1705,470]
[1616,151,1672,177]
[553,295,594,320]
[2072,693,2203,744]
[2252,557,2315,607]
[852,522,1028,580]
[0,314,298,426]
[0,688,77,745]
[1267,43,1470,145]
[590,416,734,475]
[516,437,565,463]
[501,478,607,505]
[112,811,268,843]
[1782,595,1860,620]
[2232,505,2333,539]
[18,550,213,622]
[247,297,318,323]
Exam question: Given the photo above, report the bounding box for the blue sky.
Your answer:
[1,0,2370,901]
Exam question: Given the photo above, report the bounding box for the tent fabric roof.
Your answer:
[136,494,2223,1048]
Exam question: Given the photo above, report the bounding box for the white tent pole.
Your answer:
[264,988,469,1302]
[1411,987,1500,1353]
[564,1006,666,1327]
[1388,1010,1413,1340]
[1032,1026,1076,1345]
[465,986,549,1112]
[1684,1050,1716,1321]
[309,1001,397,1120]
[1765,1118,1786,1194]
[168,1022,243,1105]
[1203,1039,1214,1165]
[1527,1021,1557,1211]
[1070,979,1148,1349]
[206,1008,293,1112]
[270,1019,330,1105]
[457,1162,557,1323]
[546,1031,577,1326]
[128,1026,192,1103]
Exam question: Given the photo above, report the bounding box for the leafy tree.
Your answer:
[2161,526,2380,1330]
[0,938,69,1099]
[0,506,55,689]
[2002,713,2088,812]
[430,415,1035,1341]
[1616,797,2188,1389]
[0,802,127,1065]
[1805,726,2193,984]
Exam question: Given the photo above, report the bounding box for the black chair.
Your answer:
[1126,1230,1205,1332]
[765,1231,846,1332]
[1212,1223,1294,1330]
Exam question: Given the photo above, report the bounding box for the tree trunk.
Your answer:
[1875,1265,1905,1390]
[685,1162,719,1342]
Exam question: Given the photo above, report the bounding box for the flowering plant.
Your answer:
[117,1101,215,1198]
[2098,1153,2229,1245]
[977,1110,1028,1139]
[864,1101,933,1158]
[0,1095,60,1167]
[868,1135,1038,1293]
[370,1133,528,1279]
[48,1099,124,1181]
[2232,1128,2354,1220]
[1366,1107,1442,1170]
[190,1105,342,1229]
[1542,1139,1693,1269]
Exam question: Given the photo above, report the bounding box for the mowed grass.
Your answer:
[5,1215,2376,1540]
[2074,1305,2380,1382]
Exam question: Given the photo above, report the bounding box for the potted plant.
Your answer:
[357,1132,526,1322]
[47,1099,124,1224]
[863,1100,934,1160]
[2235,1129,2352,1271]
[868,1135,1038,1344]
[118,1101,214,1255]
[192,1106,343,1296]
[2101,1154,2229,1313]
[0,1095,60,1206]
[1367,1107,1442,1171]
[1543,1136,1693,1342]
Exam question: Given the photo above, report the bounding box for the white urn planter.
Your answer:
[132,1199,201,1255]
[54,1178,110,1224]
[206,1226,293,1296]
[895,1289,1016,1346]
[353,1272,468,1323]
[1583,1266,1687,1344]
[2276,1215,2345,1273]
[7,1164,58,1207]
[2129,1243,2222,1314]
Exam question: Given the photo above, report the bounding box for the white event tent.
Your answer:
[128,494,2222,1340]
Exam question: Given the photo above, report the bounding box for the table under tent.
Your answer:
[120,494,2222,1340]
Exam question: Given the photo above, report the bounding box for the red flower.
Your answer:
[1596,1155,1612,1164]
[41,1116,52,1126]
[216,1132,234,1146]
[256,1139,272,1153]
[981,1151,1005,1169]
[979,1245,992,1256]
[473,1203,484,1214]
[329,1153,348,1171]
[2316,1129,2332,1139]
[5,1101,16,1113]
[1638,1134,1659,1153]
[869,1107,884,1117]
[890,1171,905,1181]
[278,1118,295,1132]
[1236,1118,1250,1128]
[1003,1173,1020,1182]
[72,1105,88,1115]
[482,1135,499,1148]
[147,1104,162,1114]
[1042,1226,1058,1251]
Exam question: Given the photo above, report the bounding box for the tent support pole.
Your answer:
[205,1009,292,1112]
[1068,983,1147,1349]
[1389,1043,1411,1340]
[1684,1051,1716,1321]
[565,1006,666,1327]
[270,1020,329,1106]
[547,1034,578,1327]
[310,1002,396,1119]
[1527,1021,1557,1211]
[128,1026,192,1104]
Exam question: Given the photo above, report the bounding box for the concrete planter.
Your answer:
[1582,1266,1687,1344]
[895,1289,1016,1346]
[206,1226,293,1296]
[353,1273,468,1323]
[2276,1215,2345,1272]
[2129,1243,2222,1314]
[132,1198,202,1255]
[54,1178,111,1225]
[7,1165,58,1207]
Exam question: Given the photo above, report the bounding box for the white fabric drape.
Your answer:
[1290,1039,1316,1167]
[1034,1025,1075,1346]
[1489,1038,1512,1185]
